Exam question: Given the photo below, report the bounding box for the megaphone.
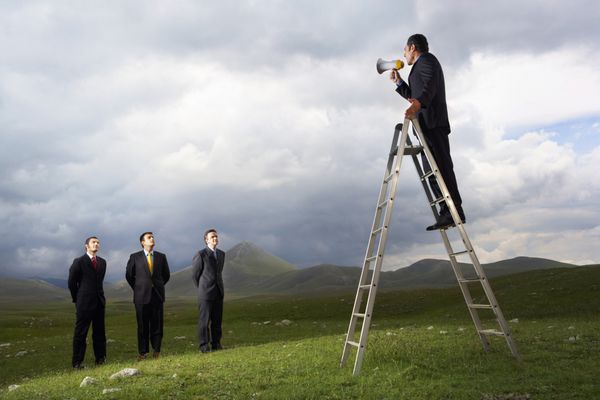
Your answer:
[376,58,404,74]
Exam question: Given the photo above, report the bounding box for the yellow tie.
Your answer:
[147,253,153,275]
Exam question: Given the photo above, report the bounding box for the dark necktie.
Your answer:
[213,250,217,261]
[92,256,97,270]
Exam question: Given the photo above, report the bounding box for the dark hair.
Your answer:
[407,34,429,53]
[204,228,217,240]
[139,231,153,246]
[85,236,98,246]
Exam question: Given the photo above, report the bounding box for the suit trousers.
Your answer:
[135,291,164,355]
[198,298,223,348]
[72,306,106,366]
[420,128,464,218]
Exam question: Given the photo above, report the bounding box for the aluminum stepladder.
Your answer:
[340,118,520,376]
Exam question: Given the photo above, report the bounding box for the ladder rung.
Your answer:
[430,196,445,206]
[468,303,494,309]
[365,255,378,263]
[479,329,505,337]
[458,277,483,284]
[403,146,423,156]
[390,146,399,156]
[421,171,434,180]
[450,250,469,257]
[359,285,371,290]
[347,341,360,348]
[353,313,367,319]
[384,173,396,183]
[372,226,385,235]
[378,199,390,209]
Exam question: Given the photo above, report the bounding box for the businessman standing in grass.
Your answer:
[126,232,171,360]
[68,236,107,369]
[192,228,226,353]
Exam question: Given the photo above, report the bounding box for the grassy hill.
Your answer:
[1,265,599,399]
[249,264,360,295]
[2,253,581,303]
[104,241,297,299]
[0,278,68,304]
[382,256,579,289]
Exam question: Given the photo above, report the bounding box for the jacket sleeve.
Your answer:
[67,258,80,303]
[192,251,203,288]
[413,56,439,109]
[125,254,136,289]
[395,80,411,100]
[162,254,170,284]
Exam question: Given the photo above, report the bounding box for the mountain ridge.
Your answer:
[1,241,588,302]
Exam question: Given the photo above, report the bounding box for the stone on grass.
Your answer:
[509,318,519,323]
[8,384,20,392]
[15,351,28,357]
[426,326,434,330]
[80,376,97,387]
[263,321,271,325]
[110,368,140,380]
[102,388,121,394]
[0,343,11,347]
[281,319,292,326]
[439,330,448,334]
[174,336,186,340]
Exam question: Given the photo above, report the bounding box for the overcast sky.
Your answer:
[1,0,600,281]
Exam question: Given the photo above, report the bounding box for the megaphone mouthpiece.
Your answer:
[376,58,405,74]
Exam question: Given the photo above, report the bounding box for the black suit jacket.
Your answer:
[68,254,106,311]
[192,247,225,301]
[125,250,170,304]
[396,52,450,134]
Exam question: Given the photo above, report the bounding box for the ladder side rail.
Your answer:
[341,123,403,368]
[461,242,520,358]
[354,123,402,290]
[409,118,464,229]
[410,117,520,359]
[352,122,412,376]
[361,123,403,271]
[406,134,441,220]
[439,230,491,351]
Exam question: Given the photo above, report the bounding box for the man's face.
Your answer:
[142,234,155,249]
[205,231,219,248]
[404,43,418,66]
[86,238,100,254]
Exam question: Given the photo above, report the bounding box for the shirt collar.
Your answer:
[87,252,96,259]
[144,249,153,257]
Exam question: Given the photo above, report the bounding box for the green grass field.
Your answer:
[1,266,599,399]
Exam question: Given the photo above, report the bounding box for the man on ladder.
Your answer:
[340,33,519,376]
[390,33,466,231]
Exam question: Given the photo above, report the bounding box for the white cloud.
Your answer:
[1,1,600,280]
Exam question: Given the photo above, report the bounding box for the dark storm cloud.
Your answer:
[1,1,599,281]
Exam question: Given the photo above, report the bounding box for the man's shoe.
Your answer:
[95,357,106,366]
[199,345,210,353]
[73,363,85,370]
[152,351,160,359]
[137,354,147,361]
[426,214,465,231]
[211,343,223,351]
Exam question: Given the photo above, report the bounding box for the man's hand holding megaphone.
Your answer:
[389,69,401,85]
[388,70,421,118]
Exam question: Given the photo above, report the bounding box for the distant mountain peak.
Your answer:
[227,241,281,260]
